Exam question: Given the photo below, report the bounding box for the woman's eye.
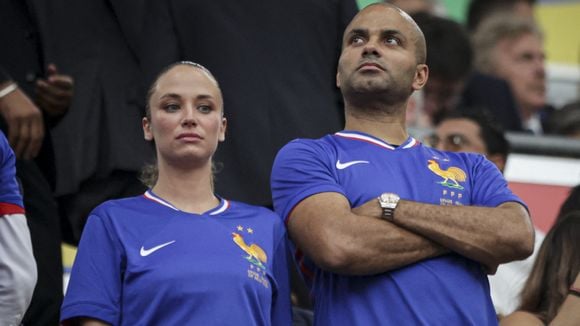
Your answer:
[164,104,180,112]
[198,105,212,114]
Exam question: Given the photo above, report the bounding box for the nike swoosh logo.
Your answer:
[335,160,369,170]
[140,240,176,257]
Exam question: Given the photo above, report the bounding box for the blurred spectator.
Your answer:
[546,101,580,139]
[46,0,153,245]
[500,212,580,326]
[472,15,553,134]
[557,184,580,219]
[428,109,508,171]
[408,12,473,128]
[1,1,74,323]
[460,72,523,132]
[428,108,545,316]
[467,0,536,33]
[0,130,37,326]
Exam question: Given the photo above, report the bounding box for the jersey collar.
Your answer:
[143,190,230,216]
[335,130,419,150]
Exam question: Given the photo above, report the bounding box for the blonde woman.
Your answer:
[61,62,291,325]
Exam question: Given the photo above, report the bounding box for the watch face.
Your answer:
[380,193,398,203]
[380,193,390,202]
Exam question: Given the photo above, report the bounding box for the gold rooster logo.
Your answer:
[427,159,467,190]
[232,232,268,270]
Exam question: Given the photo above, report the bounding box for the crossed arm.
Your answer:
[287,192,534,275]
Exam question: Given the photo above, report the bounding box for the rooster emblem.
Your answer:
[232,232,268,270]
[427,159,466,190]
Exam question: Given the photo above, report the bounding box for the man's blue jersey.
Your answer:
[0,131,23,211]
[61,191,291,326]
[271,131,526,325]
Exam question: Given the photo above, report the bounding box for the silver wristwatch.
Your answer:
[378,193,400,221]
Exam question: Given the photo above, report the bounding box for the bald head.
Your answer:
[345,3,427,64]
[337,3,430,110]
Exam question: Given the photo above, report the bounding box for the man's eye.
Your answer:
[350,36,364,45]
[385,37,400,46]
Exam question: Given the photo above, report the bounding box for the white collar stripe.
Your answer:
[209,199,229,215]
[403,138,417,149]
[144,191,179,211]
[335,132,395,150]
[144,191,230,215]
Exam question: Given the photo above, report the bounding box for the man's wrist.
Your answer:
[378,193,400,221]
[0,82,18,99]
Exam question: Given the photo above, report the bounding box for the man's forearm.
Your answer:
[390,200,534,269]
[288,193,447,275]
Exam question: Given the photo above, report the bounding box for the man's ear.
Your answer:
[336,71,341,89]
[412,64,429,91]
[143,117,153,141]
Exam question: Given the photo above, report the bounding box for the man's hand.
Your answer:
[35,63,73,117]
[0,83,45,160]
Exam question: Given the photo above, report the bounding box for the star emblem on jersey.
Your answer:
[335,159,369,170]
[427,159,466,190]
[140,240,176,257]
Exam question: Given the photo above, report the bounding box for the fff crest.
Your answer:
[427,159,467,190]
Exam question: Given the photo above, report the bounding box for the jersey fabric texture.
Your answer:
[271,130,526,326]
[0,131,23,209]
[61,191,291,326]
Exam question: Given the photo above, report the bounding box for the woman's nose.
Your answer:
[181,107,197,127]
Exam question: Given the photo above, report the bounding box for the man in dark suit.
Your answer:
[0,0,73,323]
[471,14,552,134]
[43,0,153,245]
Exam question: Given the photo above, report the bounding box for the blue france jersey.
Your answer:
[0,131,23,210]
[271,131,525,325]
[61,191,291,326]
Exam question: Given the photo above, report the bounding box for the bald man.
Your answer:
[271,4,534,324]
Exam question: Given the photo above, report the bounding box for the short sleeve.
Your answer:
[60,213,125,325]
[470,156,526,209]
[271,139,345,222]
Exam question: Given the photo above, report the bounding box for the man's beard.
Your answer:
[343,77,411,110]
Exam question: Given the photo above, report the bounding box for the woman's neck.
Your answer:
[152,161,219,214]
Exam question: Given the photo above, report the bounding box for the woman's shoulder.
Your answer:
[226,201,283,224]
[90,193,149,217]
[227,200,278,217]
[500,310,544,326]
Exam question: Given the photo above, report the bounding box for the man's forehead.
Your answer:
[345,5,418,38]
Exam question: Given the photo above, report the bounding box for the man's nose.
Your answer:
[534,60,545,79]
[362,40,380,57]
